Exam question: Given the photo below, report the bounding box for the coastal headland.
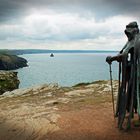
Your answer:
[0,80,140,140]
[0,53,28,70]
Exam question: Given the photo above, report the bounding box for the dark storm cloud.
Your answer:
[0,0,139,23]
[0,0,27,23]
[107,0,140,17]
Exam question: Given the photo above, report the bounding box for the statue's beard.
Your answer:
[125,30,134,41]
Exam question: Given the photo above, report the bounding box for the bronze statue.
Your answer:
[106,21,140,130]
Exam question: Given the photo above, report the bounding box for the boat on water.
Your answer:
[50,53,54,57]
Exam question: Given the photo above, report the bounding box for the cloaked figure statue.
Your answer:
[106,21,140,130]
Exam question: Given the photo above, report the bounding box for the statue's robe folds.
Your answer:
[116,34,140,129]
[135,35,140,116]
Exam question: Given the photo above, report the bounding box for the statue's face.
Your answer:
[125,27,135,41]
[125,26,137,41]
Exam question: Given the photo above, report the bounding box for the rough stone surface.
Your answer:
[0,80,123,140]
[65,89,93,96]
[0,71,20,94]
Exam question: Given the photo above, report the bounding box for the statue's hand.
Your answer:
[106,56,112,64]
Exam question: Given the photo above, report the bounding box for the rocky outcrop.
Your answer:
[0,54,28,70]
[0,80,118,139]
[0,71,20,94]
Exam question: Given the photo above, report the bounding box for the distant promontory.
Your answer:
[0,54,28,70]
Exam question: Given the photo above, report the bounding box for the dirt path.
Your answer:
[47,104,140,140]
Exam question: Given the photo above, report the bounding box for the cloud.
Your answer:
[0,9,136,50]
[0,0,140,23]
[0,12,134,41]
[0,0,139,50]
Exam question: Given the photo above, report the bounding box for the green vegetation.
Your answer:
[73,80,107,87]
[0,49,13,55]
[0,72,19,94]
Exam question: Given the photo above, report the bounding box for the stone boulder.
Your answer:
[0,71,20,94]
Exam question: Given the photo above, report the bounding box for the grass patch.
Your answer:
[73,80,108,87]
[73,82,92,87]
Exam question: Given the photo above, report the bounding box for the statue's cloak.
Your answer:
[135,35,140,115]
[116,34,140,129]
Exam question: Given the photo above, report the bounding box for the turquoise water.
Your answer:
[16,53,118,88]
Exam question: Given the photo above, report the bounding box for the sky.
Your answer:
[0,0,139,50]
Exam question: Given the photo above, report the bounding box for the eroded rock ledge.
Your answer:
[0,71,20,94]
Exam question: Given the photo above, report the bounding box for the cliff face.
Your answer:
[0,71,20,94]
[0,54,28,70]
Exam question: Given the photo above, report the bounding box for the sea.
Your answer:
[15,53,119,88]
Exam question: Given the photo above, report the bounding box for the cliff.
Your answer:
[0,71,20,94]
[0,80,117,139]
[0,54,28,70]
[0,81,140,140]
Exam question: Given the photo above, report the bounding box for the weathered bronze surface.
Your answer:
[106,21,140,130]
